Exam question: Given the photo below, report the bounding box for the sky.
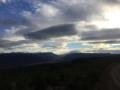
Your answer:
[0,0,120,54]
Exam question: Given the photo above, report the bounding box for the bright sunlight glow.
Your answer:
[89,6,120,29]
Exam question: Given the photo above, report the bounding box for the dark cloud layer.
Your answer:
[0,39,27,48]
[62,3,99,22]
[104,0,120,5]
[26,24,77,40]
[81,28,120,41]
[88,40,120,44]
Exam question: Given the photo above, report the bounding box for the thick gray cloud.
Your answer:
[95,49,120,54]
[0,39,12,48]
[88,40,120,44]
[26,24,77,40]
[81,28,120,40]
[0,39,27,48]
[103,0,120,5]
[56,1,100,22]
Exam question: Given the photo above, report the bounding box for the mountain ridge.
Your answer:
[0,52,119,69]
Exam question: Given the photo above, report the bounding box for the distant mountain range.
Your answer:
[0,53,58,69]
[0,52,120,69]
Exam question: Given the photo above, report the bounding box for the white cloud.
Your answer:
[2,26,27,41]
[35,3,61,17]
[22,0,100,30]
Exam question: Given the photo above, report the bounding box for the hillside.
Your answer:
[0,53,120,90]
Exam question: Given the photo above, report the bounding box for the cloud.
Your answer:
[0,0,10,4]
[2,26,27,41]
[0,23,78,54]
[26,24,77,40]
[103,0,120,5]
[1,0,120,54]
[88,40,120,44]
[21,0,120,32]
[42,41,65,49]
[22,0,101,30]
[81,28,120,40]
[0,39,26,48]
[35,2,61,18]
[0,39,70,54]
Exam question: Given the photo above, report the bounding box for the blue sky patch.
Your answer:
[67,43,92,49]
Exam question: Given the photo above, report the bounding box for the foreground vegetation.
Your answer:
[0,53,120,90]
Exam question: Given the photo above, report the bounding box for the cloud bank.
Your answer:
[0,0,120,54]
